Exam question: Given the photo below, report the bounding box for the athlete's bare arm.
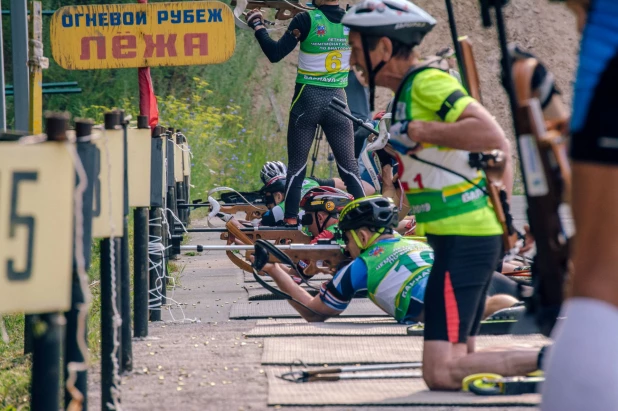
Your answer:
[258,262,341,322]
[406,103,508,153]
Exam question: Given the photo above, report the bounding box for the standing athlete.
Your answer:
[542,1,618,410]
[342,0,534,390]
[246,1,366,225]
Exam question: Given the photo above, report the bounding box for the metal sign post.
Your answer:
[28,1,49,134]
[64,119,98,410]
[10,0,29,132]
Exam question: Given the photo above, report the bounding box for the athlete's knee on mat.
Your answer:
[422,341,469,390]
[422,365,461,390]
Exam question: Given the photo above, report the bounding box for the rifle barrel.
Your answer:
[328,101,378,135]
[178,227,301,233]
[177,202,261,209]
[180,244,341,252]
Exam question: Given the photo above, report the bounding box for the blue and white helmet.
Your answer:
[342,0,436,46]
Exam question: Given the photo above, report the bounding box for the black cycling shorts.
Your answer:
[423,234,502,343]
[570,0,618,165]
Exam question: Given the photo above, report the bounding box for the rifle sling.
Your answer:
[254,239,317,289]
[252,240,325,317]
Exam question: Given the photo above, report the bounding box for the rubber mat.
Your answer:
[254,317,397,325]
[266,366,540,406]
[247,286,319,301]
[407,320,516,336]
[246,322,409,337]
[262,335,550,365]
[229,299,388,319]
[243,272,331,283]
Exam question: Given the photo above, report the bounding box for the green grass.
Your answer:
[0,315,31,409]
[1,16,293,408]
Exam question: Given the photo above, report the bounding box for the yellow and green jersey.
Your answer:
[392,68,502,236]
[296,10,350,88]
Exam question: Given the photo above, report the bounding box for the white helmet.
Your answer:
[341,0,435,110]
[342,0,436,46]
[260,161,287,184]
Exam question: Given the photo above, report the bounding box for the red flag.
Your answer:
[138,67,159,128]
[137,0,158,128]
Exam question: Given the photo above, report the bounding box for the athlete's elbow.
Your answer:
[265,53,283,63]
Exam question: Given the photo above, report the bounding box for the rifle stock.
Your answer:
[225,221,256,272]
[220,228,312,244]
[458,37,483,102]
[219,204,268,221]
[231,0,311,20]
[246,245,346,276]
[221,222,344,276]
[513,59,571,335]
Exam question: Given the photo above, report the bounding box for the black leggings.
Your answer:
[423,234,502,344]
[284,84,365,219]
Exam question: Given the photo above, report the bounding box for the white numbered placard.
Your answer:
[0,142,75,314]
[182,142,191,177]
[127,128,152,207]
[174,142,183,183]
[91,129,125,238]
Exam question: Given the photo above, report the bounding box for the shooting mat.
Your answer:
[246,321,408,337]
[266,367,540,406]
[246,285,319,301]
[261,335,550,365]
[229,299,388,319]
[243,271,331,283]
[254,317,397,325]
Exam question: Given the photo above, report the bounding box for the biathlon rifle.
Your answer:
[175,241,345,275]
[249,241,347,275]
[479,0,571,337]
[232,0,313,30]
[224,221,345,275]
[220,224,312,245]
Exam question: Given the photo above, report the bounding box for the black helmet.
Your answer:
[260,161,287,185]
[338,195,399,232]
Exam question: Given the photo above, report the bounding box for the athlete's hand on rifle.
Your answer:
[248,252,273,276]
[388,121,423,155]
[246,9,265,30]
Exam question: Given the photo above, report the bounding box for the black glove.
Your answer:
[246,9,264,30]
[505,43,560,108]
[252,243,270,271]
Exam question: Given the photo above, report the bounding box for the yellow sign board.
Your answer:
[128,128,152,207]
[91,129,125,238]
[50,1,236,70]
[0,142,75,314]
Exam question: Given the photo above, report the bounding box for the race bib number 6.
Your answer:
[325,50,342,73]
[0,142,75,314]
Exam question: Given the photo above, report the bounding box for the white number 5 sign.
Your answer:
[0,142,75,314]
